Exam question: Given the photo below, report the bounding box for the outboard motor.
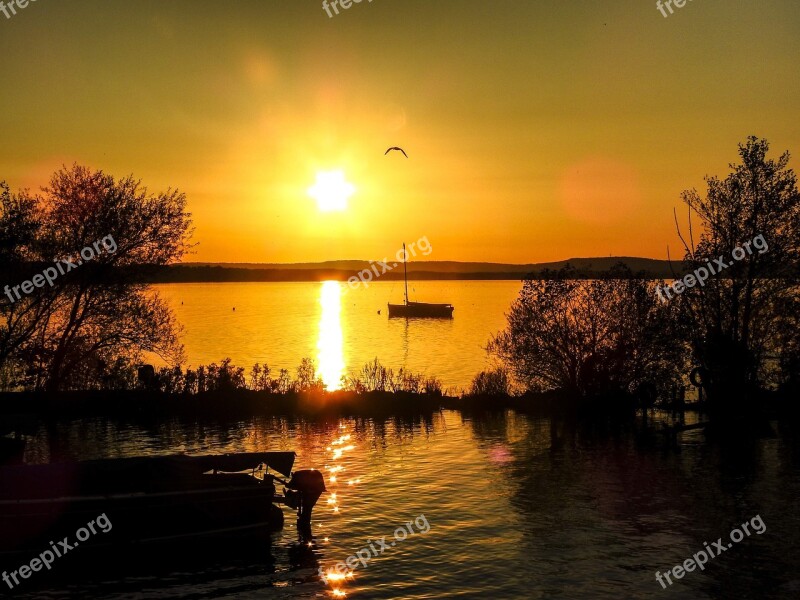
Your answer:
[285,469,326,537]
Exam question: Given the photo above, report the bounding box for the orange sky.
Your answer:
[1,0,798,263]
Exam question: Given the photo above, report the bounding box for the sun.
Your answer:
[307,170,355,212]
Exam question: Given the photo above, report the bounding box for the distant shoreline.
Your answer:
[144,257,678,283]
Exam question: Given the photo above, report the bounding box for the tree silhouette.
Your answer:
[0,165,193,391]
[675,136,800,408]
[0,183,53,378]
[489,265,686,401]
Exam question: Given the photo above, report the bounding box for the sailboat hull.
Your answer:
[387,302,454,319]
[387,242,455,318]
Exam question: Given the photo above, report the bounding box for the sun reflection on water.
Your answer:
[317,281,345,390]
[319,422,361,597]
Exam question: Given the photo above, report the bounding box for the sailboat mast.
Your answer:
[403,242,409,306]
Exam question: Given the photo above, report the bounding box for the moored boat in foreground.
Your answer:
[0,452,326,556]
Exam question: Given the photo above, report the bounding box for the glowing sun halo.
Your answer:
[308,170,355,212]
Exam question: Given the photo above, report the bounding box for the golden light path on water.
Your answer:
[314,283,365,595]
[317,281,346,390]
[321,423,360,597]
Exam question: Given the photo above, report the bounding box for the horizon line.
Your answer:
[177,255,675,267]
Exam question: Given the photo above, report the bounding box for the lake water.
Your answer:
[152,281,524,391]
[17,411,800,599]
[9,281,800,599]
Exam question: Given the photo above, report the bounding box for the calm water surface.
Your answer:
[18,412,800,599]
[152,281,522,391]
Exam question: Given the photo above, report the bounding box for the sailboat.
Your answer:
[387,243,454,319]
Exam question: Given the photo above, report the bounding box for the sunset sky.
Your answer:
[1,0,798,263]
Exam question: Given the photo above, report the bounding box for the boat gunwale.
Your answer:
[0,481,275,506]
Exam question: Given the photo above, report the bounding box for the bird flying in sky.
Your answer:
[385,147,408,158]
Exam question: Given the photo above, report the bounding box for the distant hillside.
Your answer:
[180,257,673,274]
[140,257,679,283]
